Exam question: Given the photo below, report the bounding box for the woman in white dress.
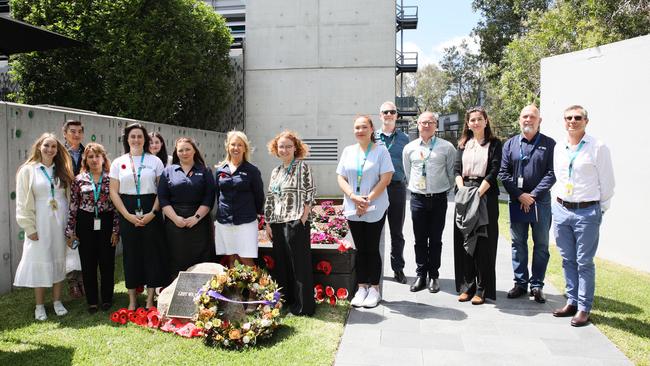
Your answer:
[14,133,75,321]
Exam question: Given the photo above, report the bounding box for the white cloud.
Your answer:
[404,35,480,68]
[401,41,435,67]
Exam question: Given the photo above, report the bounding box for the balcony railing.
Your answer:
[396,5,418,31]
[396,50,418,74]
[395,96,418,117]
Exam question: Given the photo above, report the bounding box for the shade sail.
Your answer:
[0,14,83,56]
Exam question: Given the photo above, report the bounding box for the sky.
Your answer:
[399,0,482,66]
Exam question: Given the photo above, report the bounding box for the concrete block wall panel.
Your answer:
[539,35,650,272]
[246,0,319,28]
[0,102,226,294]
[246,26,320,69]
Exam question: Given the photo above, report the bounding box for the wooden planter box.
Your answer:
[257,242,357,298]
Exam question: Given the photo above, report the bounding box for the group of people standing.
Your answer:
[13,102,613,328]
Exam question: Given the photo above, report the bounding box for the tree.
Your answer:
[440,40,486,115]
[399,64,451,114]
[9,0,233,130]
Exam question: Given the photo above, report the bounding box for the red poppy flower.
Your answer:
[118,313,128,324]
[121,164,126,169]
[147,307,158,315]
[135,286,144,294]
[328,295,337,306]
[222,320,229,329]
[315,291,325,303]
[316,260,332,275]
[136,307,147,317]
[117,307,128,315]
[337,243,349,253]
[137,315,148,326]
[219,172,227,179]
[314,284,323,294]
[147,312,160,328]
[336,288,349,300]
[263,255,275,270]
[128,312,138,323]
[325,286,335,297]
[110,312,120,323]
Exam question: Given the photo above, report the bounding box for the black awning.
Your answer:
[0,14,83,56]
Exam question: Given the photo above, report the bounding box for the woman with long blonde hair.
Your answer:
[14,133,74,321]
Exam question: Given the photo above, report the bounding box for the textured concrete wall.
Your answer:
[245,0,396,196]
[0,102,227,294]
[540,35,650,272]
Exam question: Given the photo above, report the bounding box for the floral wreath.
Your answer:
[194,262,284,349]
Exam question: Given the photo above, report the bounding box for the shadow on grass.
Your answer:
[0,339,75,365]
[594,295,644,315]
[592,315,650,339]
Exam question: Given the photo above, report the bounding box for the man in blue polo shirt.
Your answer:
[499,105,556,303]
[375,101,410,284]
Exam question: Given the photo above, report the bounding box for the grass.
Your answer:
[498,201,650,366]
[0,257,349,366]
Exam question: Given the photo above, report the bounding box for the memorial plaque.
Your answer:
[167,272,214,319]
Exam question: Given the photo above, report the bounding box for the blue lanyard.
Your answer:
[420,137,437,177]
[88,172,104,218]
[518,133,541,177]
[356,142,373,194]
[129,153,146,210]
[39,165,56,200]
[566,140,586,179]
[380,133,395,151]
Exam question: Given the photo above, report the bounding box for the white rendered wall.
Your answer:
[0,102,227,294]
[245,0,396,196]
[540,35,650,273]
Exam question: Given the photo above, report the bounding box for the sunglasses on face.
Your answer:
[381,110,397,115]
[564,115,584,121]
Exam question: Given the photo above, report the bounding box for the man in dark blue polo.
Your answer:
[499,105,556,303]
[375,101,410,284]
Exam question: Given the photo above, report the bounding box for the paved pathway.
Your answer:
[335,198,631,366]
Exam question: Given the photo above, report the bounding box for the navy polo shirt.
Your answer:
[375,130,410,183]
[214,161,265,225]
[158,164,215,208]
[499,132,556,202]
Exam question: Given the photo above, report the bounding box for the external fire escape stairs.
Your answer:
[395,1,419,120]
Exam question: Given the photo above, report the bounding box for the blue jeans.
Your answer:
[552,201,602,312]
[510,200,551,289]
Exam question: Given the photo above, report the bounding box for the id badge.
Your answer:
[565,182,574,196]
[517,176,524,189]
[415,175,426,190]
[94,218,101,231]
[135,209,144,217]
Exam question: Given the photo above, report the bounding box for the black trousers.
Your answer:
[120,194,169,289]
[453,191,499,300]
[411,192,448,279]
[165,204,215,277]
[386,181,407,272]
[76,210,116,306]
[270,220,315,316]
[348,215,386,286]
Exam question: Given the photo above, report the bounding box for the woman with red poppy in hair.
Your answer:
[263,130,316,316]
[109,123,169,310]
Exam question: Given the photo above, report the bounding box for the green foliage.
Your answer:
[9,0,233,130]
[487,0,650,135]
[440,40,486,115]
[400,64,450,114]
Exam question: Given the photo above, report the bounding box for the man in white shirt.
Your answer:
[551,105,615,327]
[402,112,456,293]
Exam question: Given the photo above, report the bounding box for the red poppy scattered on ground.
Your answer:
[336,288,349,300]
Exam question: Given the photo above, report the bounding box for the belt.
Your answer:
[556,197,599,209]
[463,176,483,181]
[412,192,447,199]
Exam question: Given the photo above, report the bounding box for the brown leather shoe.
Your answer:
[458,292,471,302]
[571,311,591,327]
[471,294,485,305]
[553,304,578,317]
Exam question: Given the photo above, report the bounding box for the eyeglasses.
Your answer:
[381,110,397,115]
[564,115,584,121]
[419,121,436,126]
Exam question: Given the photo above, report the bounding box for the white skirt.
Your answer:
[214,220,258,258]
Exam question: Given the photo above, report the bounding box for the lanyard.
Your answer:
[518,133,541,177]
[380,133,395,151]
[419,137,437,177]
[129,153,146,210]
[39,166,56,200]
[88,172,103,218]
[271,158,295,195]
[566,140,586,179]
[356,142,373,194]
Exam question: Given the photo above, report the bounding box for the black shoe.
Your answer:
[410,276,427,292]
[531,287,546,303]
[427,278,440,293]
[101,302,112,311]
[394,270,407,284]
[507,285,527,299]
[87,305,98,314]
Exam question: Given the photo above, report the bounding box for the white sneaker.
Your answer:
[361,287,381,308]
[35,305,47,321]
[53,301,68,316]
[350,287,369,307]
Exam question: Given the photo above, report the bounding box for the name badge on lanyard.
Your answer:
[89,171,104,231]
[565,140,586,197]
[129,154,146,217]
[518,134,540,189]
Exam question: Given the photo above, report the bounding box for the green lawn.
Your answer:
[0,257,348,366]
[498,201,650,366]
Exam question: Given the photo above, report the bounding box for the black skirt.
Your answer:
[119,194,169,289]
[165,204,215,277]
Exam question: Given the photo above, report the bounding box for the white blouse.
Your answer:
[109,153,164,194]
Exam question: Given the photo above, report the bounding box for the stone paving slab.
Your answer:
[334,198,631,366]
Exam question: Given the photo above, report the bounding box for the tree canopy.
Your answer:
[9,0,233,130]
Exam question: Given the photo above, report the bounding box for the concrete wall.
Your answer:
[244,0,396,196]
[540,35,650,273]
[0,102,227,294]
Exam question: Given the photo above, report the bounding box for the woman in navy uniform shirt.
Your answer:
[158,137,215,277]
[214,131,265,267]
